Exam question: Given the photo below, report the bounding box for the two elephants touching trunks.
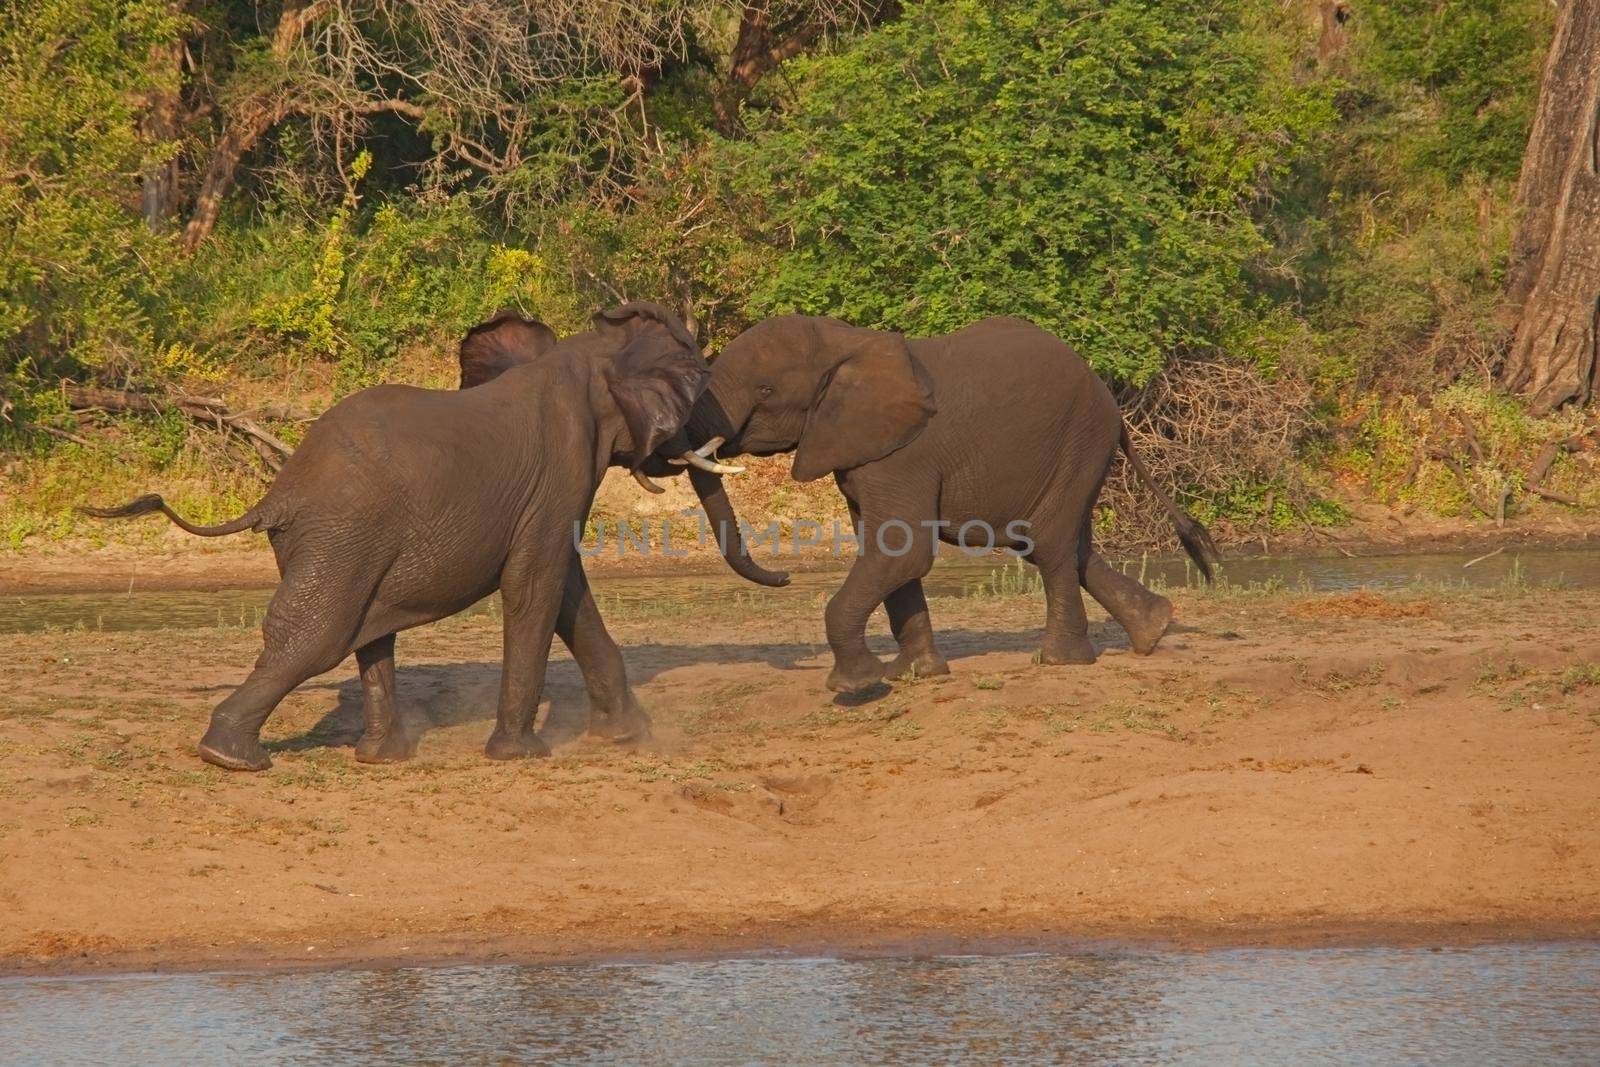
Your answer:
[83,305,1215,771]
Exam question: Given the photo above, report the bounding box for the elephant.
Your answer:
[683,314,1218,694]
[81,301,786,772]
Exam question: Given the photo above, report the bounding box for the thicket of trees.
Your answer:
[2,0,1593,542]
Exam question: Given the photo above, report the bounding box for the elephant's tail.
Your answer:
[78,494,265,537]
[1118,424,1218,583]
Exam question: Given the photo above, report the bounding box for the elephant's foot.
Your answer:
[354,727,414,765]
[885,648,950,682]
[484,726,550,761]
[827,654,887,694]
[1121,595,1174,656]
[196,725,272,772]
[1039,633,1097,666]
[588,698,653,743]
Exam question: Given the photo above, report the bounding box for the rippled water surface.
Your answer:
[3,547,1597,634]
[3,943,1599,1065]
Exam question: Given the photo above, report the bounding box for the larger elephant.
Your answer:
[82,302,783,771]
[685,315,1217,693]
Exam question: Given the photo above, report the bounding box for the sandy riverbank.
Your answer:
[1,578,1598,975]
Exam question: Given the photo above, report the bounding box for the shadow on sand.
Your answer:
[262,618,1192,758]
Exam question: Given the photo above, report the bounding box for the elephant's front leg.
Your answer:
[824,516,937,693]
[484,549,565,761]
[556,555,651,741]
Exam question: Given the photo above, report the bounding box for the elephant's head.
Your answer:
[459,303,790,587]
[689,315,936,481]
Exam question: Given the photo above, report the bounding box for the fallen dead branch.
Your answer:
[61,384,297,472]
[25,422,94,447]
[1523,431,1592,503]
[1426,442,1508,523]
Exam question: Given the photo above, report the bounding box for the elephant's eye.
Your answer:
[757,385,774,400]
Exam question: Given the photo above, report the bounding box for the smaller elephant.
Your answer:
[82,302,730,771]
[684,314,1218,693]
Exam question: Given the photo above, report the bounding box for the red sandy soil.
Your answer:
[1,577,1598,975]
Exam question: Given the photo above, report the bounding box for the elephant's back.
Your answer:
[902,318,1120,526]
[909,317,1116,430]
[264,382,535,562]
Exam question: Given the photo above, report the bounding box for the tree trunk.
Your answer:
[713,2,826,135]
[177,0,325,253]
[141,38,185,227]
[1317,2,1352,66]
[178,101,285,253]
[1499,0,1600,414]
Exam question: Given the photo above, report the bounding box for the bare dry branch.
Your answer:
[61,385,295,472]
[1103,359,1314,553]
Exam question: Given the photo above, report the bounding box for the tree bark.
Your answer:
[1317,2,1352,66]
[178,100,289,253]
[713,2,827,135]
[1499,0,1600,414]
[177,0,327,253]
[141,38,185,227]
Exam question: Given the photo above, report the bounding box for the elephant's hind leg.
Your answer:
[200,647,347,771]
[1028,488,1101,665]
[354,634,414,763]
[199,666,311,771]
[1082,553,1172,655]
[199,568,375,771]
[883,579,950,681]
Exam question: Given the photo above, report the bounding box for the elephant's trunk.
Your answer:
[687,466,790,587]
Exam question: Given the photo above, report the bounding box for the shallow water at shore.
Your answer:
[3,942,1599,1064]
[2,546,1597,634]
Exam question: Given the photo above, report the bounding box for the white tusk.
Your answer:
[631,469,666,494]
[669,436,729,466]
[679,450,744,475]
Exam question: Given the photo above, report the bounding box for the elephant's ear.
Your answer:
[593,301,701,353]
[792,329,936,482]
[605,330,712,470]
[458,310,559,389]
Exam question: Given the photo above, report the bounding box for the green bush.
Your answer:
[0,0,181,377]
[0,0,1583,550]
[169,169,589,388]
[1358,0,1550,183]
[722,0,1336,385]
[1276,0,1550,395]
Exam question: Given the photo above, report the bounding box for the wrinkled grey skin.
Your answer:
[82,302,782,771]
[686,315,1218,693]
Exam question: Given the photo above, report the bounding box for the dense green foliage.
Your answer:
[0,0,178,369]
[3,0,1584,544]
[1359,0,1547,182]
[730,0,1334,384]
[1284,0,1550,394]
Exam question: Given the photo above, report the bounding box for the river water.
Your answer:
[3,943,1598,1064]
[3,546,1597,635]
